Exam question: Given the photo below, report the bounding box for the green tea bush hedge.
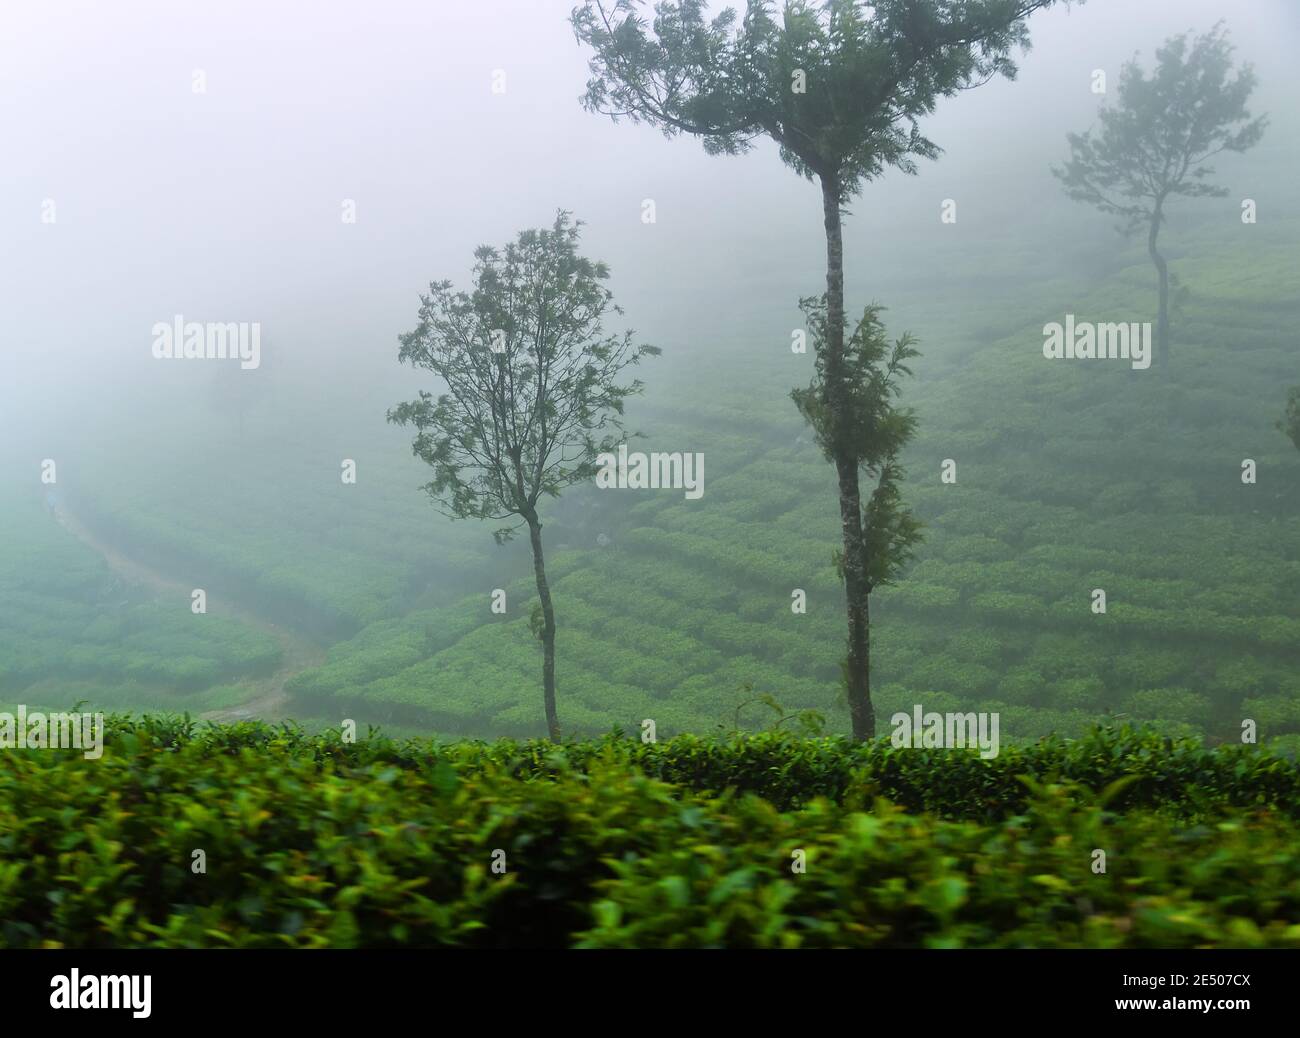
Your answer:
[1,719,1298,948]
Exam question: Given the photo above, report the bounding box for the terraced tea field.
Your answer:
[11,209,1294,750]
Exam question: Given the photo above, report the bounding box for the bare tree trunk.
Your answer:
[526,515,561,741]
[821,173,874,741]
[1148,203,1169,368]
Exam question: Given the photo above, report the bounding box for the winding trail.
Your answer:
[54,507,327,723]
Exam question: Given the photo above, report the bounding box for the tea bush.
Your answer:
[1,718,1298,948]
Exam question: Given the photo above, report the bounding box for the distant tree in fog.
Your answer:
[1054,22,1267,368]
[389,212,658,740]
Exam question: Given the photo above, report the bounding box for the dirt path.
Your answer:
[54,507,327,723]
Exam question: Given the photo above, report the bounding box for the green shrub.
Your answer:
[2,719,1299,949]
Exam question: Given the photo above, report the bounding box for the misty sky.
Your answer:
[2,0,1296,444]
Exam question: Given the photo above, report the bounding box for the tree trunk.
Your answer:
[526,515,560,741]
[820,173,874,742]
[1148,204,1169,368]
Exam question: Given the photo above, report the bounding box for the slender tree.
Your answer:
[573,0,1062,739]
[389,212,657,740]
[1054,23,1266,368]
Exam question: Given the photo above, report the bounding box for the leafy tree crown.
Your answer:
[1053,21,1267,232]
[388,212,659,542]
[573,0,1063,200]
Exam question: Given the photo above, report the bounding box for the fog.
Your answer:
[4,0,1295,445]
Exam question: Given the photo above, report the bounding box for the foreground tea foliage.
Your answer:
[1,719,1297,948]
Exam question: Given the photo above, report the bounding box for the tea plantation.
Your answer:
[37,210,1295,748]
[2,718,1298,948]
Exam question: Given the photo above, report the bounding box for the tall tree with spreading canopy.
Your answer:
[572,0,1064,739]
[389,213,658,740]
[1054,22,1266,368]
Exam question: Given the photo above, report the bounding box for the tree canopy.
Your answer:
[389,212,658,542]
[573,0,1061,200]
[1053,22,1267,233]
